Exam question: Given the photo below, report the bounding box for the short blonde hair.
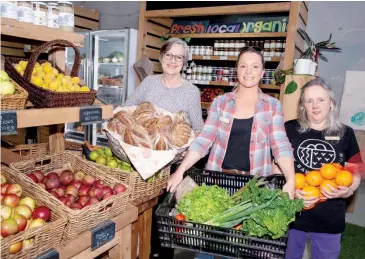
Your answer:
[159,38,189,66]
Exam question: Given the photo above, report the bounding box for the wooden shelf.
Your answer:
[193,80,280,90]
[1,18,84,47]
[170,32,287,39]
[15,103,113,128]
[193,55,282,62]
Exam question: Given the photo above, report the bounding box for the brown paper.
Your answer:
[175,176,198,204]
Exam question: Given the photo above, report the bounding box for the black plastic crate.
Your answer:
[155,168,287,259]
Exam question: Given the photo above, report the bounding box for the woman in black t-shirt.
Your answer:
[282,78,362,259]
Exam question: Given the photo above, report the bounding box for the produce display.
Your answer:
[107,102,193,150]
[25,168,127,210]
[99,51,124,63]
[13,61,90,92]
[175,176,304,239]
[295,163,353,210]
[1,175,52,254]
[0,70,15,95]
[88,146,134,172]
[201,88,224,103]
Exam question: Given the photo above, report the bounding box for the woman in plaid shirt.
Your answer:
[167,47,296,199]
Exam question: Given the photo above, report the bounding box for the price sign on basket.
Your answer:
[36,248,59,259]
[80,106,102,125]
[91,220,116,250]
[0,110,18,135]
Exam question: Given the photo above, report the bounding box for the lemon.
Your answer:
[74,85,81,92]
[52,68,59,76]
[35,66,43,74]
[44,77,53,85]
[31,77,43,87]
[36,71,46,79]
[41,83,49,89]
[49,81,58,91]
[20,71,24,76]
[42,62,52,67]
[71,77,80,84]
[43,66,53,74]
[19,61,28,70]
[80,86,90,92]
[14,64,23,74]
[56,73,64,80]
[35,62,40,67]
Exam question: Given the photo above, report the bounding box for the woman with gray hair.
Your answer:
[125,37,204,132]
[284,77,361,259]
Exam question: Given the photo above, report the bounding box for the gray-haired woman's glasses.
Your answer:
[163,52,184,63]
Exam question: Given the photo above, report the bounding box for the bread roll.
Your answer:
[133,102,156,125]
[171,122,192,147]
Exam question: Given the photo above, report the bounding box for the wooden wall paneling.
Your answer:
[145,3,291,18]
[299,2,308,25]
[295,32,305,52]
[152,61,163,73]
[148,18,173,28]
[136,1,147,85]
[1,42,24,48]
[74,6,99,20]
[1,47,25,57]
[146,21,169,36]
[146,34,163,49]
[146,47,160,61]
[75,16,99,30]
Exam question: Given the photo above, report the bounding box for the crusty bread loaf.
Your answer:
[123,122,153,149]
[171,122,192,147]
[132,102,156,125]
[153,132,171,150]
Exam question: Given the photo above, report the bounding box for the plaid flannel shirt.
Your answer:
[189,90,293,176]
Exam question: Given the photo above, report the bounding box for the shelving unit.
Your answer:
[194,81,280,90]
[193,55,282,62]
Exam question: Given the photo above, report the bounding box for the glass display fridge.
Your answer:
[64,28,138,147]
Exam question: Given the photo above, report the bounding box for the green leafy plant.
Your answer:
[160,34,191,44]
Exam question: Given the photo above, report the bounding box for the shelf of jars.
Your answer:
[193,80,280,90]
[192,55,282,62]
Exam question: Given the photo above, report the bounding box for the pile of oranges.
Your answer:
[295,163,353,210]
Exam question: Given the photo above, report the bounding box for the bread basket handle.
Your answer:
[23,39,81,81]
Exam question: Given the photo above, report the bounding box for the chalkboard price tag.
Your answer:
[36,249,59,259]
[91,220,116,250]
[0,110,17,135]
[80,106,102,125]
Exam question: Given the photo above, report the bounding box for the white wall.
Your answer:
[306,1,365,108]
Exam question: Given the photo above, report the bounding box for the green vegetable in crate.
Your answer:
[177,184,234,223]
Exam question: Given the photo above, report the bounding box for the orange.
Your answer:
[319,192,327,202]
[295,173,306,189]
[335,170,353,187]
[332,163,344,170]
[320,164,338,180]
[302,185,320,198]
[320,179,338,192]
[305,171,323,187]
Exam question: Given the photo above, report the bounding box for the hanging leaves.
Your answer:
[284,80,298,94]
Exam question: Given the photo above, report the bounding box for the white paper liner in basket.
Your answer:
[102,105,195,180]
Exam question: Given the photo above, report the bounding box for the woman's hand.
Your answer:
[282,179,295,199]
[166,171,184,192]
[295,189,319,208]
[321,185,354,199]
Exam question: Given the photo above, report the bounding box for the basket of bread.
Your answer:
[102,102,195,180]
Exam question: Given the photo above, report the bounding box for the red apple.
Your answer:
[27,174,39,183]
[6,184,23,197]
[2,194,20,208]
[93,180,104,188]
[19,197,36,210]
[113,183,126,194]
[70,181,82,189]
[59,197,72,207]
[45,178,60,190]
[9,241,23,254]
[14,205,32,219]
[1,218,18,237]
[1,204,13,219]
[77,196,90,206]
[82,175,96,187]
[31,170,44,183]
[1,184,10,194]
[11,214,27,232]
[38,183,46,189]
[78,185,90,196]
[89,187,103,201]
[28,218,46,229]
[73,170,86,181]
[102,186,113,196]
[60,170,74,186]
[49,191,60,199]
[60,185,66,191]
[103,192,114,200]
[46,172,59,180]
[32,206,51,222]
[53,187,65,197]
[84,197,99,207]
[66,185,78,197]
[66,194,76,204]
[71,203,83,210]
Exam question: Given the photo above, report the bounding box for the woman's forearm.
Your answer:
[276,156,295,182]
[175,150,202,176]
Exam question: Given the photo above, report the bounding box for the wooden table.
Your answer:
[131,191,163,259]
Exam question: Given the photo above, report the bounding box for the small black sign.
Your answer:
[79,106,102,125]
[36,249,59,259]
[0,110,17,135]
[91,220,116,250]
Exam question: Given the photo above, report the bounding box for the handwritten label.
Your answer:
[36,249,59,259]
[203,56,211,60]
[264,57,272,61]
[0,110,17,135]
[80,106,102,125]
[91,220,116,250]
[220,56,228,60]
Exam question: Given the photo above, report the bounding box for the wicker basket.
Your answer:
[9,143,50,160]
[0,78,28,110]
[92,162,170,201]
[1,166,67,259]
[4,40,97,108]
[9,151,131,242]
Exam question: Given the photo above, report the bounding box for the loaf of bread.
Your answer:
[153,132,171,150]
[171,122,192,147]
[123,122,153,149]
[132,102,156,125]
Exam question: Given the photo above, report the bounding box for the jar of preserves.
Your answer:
[260,41,265,48]
[234,49,240,56]
[218,48,224,56]
[18,1,33,23]
[223,48,229,56]
[264,40,270,49]
[214,48,219,56]
[202,73,207,81]
[240,40,246,48]
[275,48,281,57]
[202,66,208,74]
[47,3,59,28]
[58,1,74,32]
[234,40,240,49]
[33,2,47,26]
[1,1,18,20]
[246,40,251,47]
[264,48,270,57]
[197,65,203,73]
[214,40,219,49]
[207,66,213,74]
[229,40,235,48]
[283,40,286,49]
[269,48,275,57]
[276,40,283,49]
[270,40,276,49]
[223,40,229,48]
[228,48,234,56]
[197,73,202,81]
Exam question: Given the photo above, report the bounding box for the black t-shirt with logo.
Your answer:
[284,119,359,234]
